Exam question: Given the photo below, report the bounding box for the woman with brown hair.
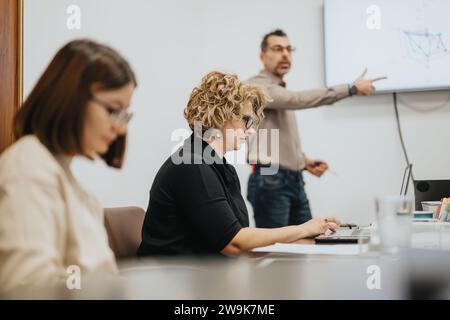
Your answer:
[137,71,340,257]
[0,39,137,294]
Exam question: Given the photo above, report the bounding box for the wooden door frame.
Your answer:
[0,0,23,154]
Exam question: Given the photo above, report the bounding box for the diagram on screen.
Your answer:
[402,29,450,67]
[325,0,450,92]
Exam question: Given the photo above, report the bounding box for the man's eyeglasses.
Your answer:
[242,115,255,130]
[268,45,296,54]
[92,97,133,125]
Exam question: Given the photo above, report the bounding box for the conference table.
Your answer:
[60,222,450,300]
[7,222,450,300]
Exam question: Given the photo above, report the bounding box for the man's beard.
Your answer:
[275,63,291,77]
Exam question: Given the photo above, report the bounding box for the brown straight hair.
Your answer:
[13,39,137,168]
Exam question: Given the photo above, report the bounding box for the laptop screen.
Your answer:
[400,164,413,196]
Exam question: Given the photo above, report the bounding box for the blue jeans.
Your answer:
[247,167,312,228]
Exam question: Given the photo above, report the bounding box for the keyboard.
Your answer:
[333,228,370,237]
[315,227,371,244]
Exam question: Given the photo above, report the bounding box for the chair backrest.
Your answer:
[104,206,145,260]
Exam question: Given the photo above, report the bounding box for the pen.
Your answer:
[327,168,338,177]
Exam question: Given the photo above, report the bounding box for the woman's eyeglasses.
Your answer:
[92,97,133,125]
[242,115,255,130]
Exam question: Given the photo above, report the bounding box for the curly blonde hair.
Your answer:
[184,71,270,131]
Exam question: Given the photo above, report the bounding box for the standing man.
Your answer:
[246,29,385,228]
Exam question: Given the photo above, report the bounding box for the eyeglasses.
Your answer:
[268,45,296,54]
[91,97,133,125]
[242,115,255,130]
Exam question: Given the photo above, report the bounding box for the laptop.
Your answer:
[315,164,414,244]
[400,163,413,197]
[315,227,370,244]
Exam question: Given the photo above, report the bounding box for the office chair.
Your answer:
[104,206,145,260]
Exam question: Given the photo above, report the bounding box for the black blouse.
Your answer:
[137,134,249,256]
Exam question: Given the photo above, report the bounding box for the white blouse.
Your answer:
[0,135,117,295]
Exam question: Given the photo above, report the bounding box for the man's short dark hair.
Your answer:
[261,29,288,52]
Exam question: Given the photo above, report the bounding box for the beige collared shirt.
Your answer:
[0,135,117,295]
[246,70,350,172]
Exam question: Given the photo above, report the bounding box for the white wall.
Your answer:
[24,0,450,225]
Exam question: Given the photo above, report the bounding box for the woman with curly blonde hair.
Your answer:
[138,71,340,256]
